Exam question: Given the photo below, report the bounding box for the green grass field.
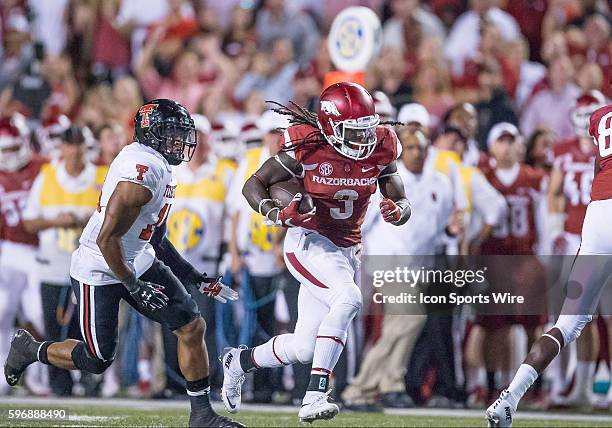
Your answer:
[1,402,612,427]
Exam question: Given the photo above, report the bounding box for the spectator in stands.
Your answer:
[95,121,126,166]
[370,47,413,109]
[444,0,520,76]
[382,0,446,55]
[505,37,547,110]
[222,3,257,58]
[520,55,580,140]
[234,37,298,105]
[474,60,518,150]
[255,0,319,68]
[135,23,206,112]
[413,60,455,129]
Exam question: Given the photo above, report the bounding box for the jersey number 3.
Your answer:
[139,203,171,240]
[330,189,358,220]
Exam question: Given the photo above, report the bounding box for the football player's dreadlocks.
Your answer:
[267,100,403,154]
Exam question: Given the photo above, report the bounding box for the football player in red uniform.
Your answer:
[486,104,612,426]
[0,114,47,394]
[547,90,606,408]
[220,82,410,422]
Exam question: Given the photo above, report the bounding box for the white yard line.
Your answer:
[2,396,612,423]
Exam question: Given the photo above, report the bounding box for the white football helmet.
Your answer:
[571,90,606,138]
[0,113,32,172]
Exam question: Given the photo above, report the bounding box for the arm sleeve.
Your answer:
[22,173,44,221]
[151,222,200,281]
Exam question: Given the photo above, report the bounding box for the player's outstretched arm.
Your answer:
[242,151,302,223]
[150,223,238,303]
[96,181,168,311]
[378,161,411,226]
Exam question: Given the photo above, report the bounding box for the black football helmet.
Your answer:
[134,98,196,165]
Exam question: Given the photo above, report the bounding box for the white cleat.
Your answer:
[298,390,339,423]
[486,390,515,427]
[219,346,246,414]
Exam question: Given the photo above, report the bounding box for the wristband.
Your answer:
[264,207,281,225]
[258,198,274,216]
[120,272,140,293]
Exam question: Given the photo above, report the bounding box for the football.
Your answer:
[269,179,315,214]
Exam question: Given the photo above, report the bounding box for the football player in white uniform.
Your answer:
[4,99,242,428]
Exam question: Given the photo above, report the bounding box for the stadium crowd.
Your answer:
[1,0,612,414]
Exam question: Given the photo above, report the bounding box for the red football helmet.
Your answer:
[317,82,380,160]
[571,90,606,138]
[0,113,31,172]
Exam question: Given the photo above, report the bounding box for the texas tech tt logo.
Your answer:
[135,164,149,181]
[139,104,157,128]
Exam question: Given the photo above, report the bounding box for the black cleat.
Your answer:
[189,412,246,428]
[4,329,39,387]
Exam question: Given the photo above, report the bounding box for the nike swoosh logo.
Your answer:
[302,163,319,171]
[362,166,375,172]
[226,397,236,409]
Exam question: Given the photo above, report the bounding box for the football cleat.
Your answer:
[486,390,515,427]
[220,346,246,414]
[4,329,39,387]
[189,411,245,428]
[298,390,339,423]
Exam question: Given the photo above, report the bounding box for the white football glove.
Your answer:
[197,275,239,304]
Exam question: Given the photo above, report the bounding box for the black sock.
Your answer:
[37,341,53,365]
[239,348,258,373]
[186,377,212,413]
[307,373,329,393]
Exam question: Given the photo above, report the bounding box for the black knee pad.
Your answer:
[71,342,113,375]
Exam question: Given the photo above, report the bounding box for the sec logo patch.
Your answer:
[319,162,333,177]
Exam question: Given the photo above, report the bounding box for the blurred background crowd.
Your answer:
[1,0,612,414]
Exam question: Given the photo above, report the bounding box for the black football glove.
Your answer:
[122,274,169,311]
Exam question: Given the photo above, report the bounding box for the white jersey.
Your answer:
[70,143,177,285]
[364,162,454,257]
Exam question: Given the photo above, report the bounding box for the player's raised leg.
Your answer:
[221,283,323,413]
[487,223,612,425]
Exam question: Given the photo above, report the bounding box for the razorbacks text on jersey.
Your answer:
[553,138,596,234]
[481,164,545,255]
[283,124,401,248]
[590,104,612,201]
[70,142,176,285]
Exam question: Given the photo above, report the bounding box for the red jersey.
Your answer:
[590,104,612,201]
[553,138,596,234]
[481,164,545,255]
[0,156,46,246]
[284,124,400,247]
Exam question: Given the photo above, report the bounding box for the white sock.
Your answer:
[506,364,538,409]
[138,359,151,382]
[572,361,595,397]
[251,334,298,369]
[311,327,347,374]
[607,363,612,401]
